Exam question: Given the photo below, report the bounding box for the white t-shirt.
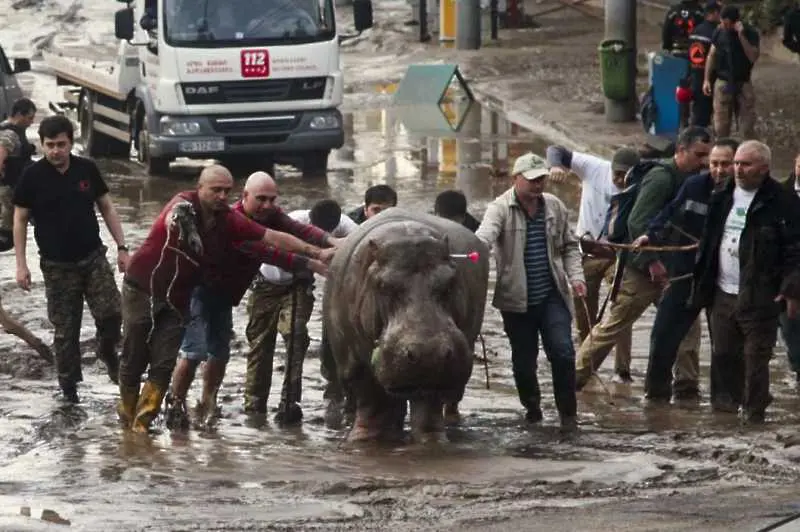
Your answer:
[570,152,624,239]
[794,177,800,199]
[259,209,358,284]
[717,186,757,295]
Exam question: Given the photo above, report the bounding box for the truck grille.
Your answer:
[211,114,300,133]
[181,77,327,105]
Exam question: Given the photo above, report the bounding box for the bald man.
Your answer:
[693,141,800,423]
[118,165,336,433]
[162,170,341,430]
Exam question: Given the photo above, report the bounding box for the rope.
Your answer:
[579,296,616,406]
[597,241,699,252]
[478,332,489,390]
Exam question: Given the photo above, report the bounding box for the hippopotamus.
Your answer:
[322,208,489,442]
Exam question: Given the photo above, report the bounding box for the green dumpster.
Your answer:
[598,39,633,101]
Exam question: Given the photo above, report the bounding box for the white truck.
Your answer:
[43,0,344,177]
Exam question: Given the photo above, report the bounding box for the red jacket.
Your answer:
[125,191,266,314]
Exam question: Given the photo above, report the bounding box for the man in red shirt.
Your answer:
[118,165,336,433]
[164,171,337,429]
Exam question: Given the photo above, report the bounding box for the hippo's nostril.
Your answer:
[405,349,414,360]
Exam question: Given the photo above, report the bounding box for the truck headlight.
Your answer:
[160,117,201,136]
[309,114,340,130]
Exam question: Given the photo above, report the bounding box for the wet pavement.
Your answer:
[0,98,799,530]
[2,0,800,530]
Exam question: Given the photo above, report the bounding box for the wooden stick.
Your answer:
[583,240,699,253]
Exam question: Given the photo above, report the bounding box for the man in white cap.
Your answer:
[476,152,586,433]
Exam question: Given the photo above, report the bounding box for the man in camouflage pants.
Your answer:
[13,116,128,403]
[246,199,355,421]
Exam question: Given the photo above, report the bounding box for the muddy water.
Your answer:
[1,103,800,531]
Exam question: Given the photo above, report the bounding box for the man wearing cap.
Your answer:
[476,152,585,433]
[575,126,712,391]
[547,145,639,383]
[687,1,722,128]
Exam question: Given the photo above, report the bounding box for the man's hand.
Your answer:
[572,280,587,298]
[16,264,31,291]
[702,80,712,97]
[117,250,130,273]
[317,247,336,264]
[308,258,329,277]
[327,236,345,248]
[734,21,744,34]
[648,260,668,287]
[549,166,569,183]
[776,294,799,319]
[631,234,649,249]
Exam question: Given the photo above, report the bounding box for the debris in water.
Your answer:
[20,506,31,517]
[41,508,71,525]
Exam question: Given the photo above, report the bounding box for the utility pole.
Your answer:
[604,0,637,122]
[456,0,481,50]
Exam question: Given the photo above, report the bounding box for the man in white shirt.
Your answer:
[247,199,357,422]
[546,145,639,382]
[692,140,800,423]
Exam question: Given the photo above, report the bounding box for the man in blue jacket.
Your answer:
[634,137,739,401]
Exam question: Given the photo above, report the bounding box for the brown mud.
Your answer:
[1,0,800,530]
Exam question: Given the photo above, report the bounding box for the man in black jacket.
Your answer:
[779,155,800,384]
[692,140,800,423]
[687,2,721,127]
[635,137,739,401]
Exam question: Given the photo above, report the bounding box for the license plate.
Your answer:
[179,140,225,153]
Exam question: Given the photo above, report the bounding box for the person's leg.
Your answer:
[501,307,542,422]
[83,253,122,384]
[539,292,578,432]
[244,282,284,413]
[708,290,745,411]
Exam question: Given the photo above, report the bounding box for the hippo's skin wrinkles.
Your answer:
[322,208,490,442]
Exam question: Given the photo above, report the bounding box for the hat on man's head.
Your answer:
[611,147,641,173]
[512,152,549,180]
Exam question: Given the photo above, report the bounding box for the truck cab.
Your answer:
[0,44,31,120]
[46,0,344,177]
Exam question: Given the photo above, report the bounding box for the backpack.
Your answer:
[600,161,677,244]
[639,87,657,134]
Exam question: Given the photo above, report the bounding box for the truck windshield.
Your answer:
[163,0,335,47]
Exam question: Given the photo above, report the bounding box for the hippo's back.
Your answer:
[324,207,489,348]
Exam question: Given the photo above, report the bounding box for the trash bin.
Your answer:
[598,39,633,101]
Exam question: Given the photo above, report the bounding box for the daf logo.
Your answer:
[185,86,220,95]
[301,80,324,91]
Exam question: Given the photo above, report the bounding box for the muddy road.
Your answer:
[2,0,800,529]
[0,102,799,530]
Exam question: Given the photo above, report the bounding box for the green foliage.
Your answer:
[742,0,796,32]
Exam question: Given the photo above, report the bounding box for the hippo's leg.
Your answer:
[348,381,406,442]
[444,401,461,425]
[409,398,445,443]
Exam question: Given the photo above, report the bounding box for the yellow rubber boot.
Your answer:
[117,384,140,428]
[131,380,166,433]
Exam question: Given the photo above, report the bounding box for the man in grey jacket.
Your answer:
[476,152,586,433]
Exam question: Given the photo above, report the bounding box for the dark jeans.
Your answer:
[690,94,713,128]
[709,289,778,416]
[645,279,704,398]
[779,312,800,374]
[501,291,576,418]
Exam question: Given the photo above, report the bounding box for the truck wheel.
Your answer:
[137,118,171,176]
[79,92,130,158]
[301,150,329,179]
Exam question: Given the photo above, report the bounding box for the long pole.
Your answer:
[456,0,481,49]
[604,0,637,122]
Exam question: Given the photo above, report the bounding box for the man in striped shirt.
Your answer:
[476,153,586,433]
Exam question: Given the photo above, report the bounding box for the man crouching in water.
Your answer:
[118,165,336,433]
[164,171,337,429]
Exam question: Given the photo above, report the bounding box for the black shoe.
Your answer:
[163,393,190,430]
[742,411,766,425]
[274,402,303,426]
[711,397,740,413]
[559,416,578,435]
[673,386,701,401]
[614,370,633,383]
[525,407,543,424]
[61,386,79,404]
